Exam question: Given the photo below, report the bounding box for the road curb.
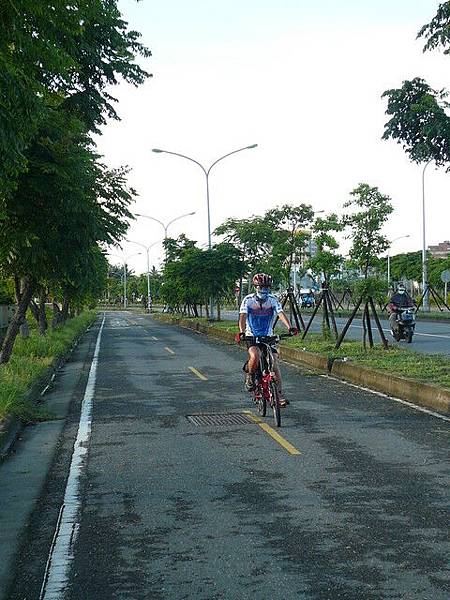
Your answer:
[154,315,450,416]
[0,318,96,460]
[330,359,450,414]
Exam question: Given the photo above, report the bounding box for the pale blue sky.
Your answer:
[123,1,436,40]
[104,0,448,273]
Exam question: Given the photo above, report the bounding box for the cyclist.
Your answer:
[237,273,297,407]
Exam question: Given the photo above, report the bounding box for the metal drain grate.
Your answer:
[186,413,253,426]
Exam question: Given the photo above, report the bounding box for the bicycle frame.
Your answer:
[254,344,277,404]
[243,333,291,427]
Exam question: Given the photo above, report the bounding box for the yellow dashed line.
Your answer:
[188,367,208,381]
[244,411,301,455]
[164,346,175,355]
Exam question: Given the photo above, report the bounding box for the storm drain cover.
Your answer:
[186,413,254,426]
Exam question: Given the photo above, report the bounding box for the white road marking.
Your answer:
[39,314,106,599]
[349,323,450,340]
[319,374,450,423]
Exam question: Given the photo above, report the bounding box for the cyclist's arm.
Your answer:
[238,312,247,333]
[278,311,291,330]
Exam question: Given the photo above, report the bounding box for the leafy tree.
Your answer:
[0,0,151,196]
[343,184,393,281]
[264,204,314,283]
[388,251,423,284]
[0,109,135,362]
[382,78,450,166]
[161,239,242,318]
[307,213,344,283]
[382,2,450,168]
[214,216,271,286]
[0,278,14,305]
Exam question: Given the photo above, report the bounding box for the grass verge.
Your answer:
[0,311,96,422]
[155,313,450,390]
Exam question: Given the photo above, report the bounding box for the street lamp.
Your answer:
[109,252,142,308]
[422,159,433,311]
[152,144,258,317]
[134,211,196,239]
[387,235,410,289]
[124,239,162,312]
[152,145,258,250]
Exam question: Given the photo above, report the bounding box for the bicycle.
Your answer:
[243,334,292,427]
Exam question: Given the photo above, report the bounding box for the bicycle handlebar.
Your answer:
[243,333,292,344]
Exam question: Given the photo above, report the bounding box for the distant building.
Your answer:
[428,240,450,258]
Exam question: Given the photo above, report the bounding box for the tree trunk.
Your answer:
[0,278,35,364]
[216,300,221,321]
[38,288,48,335]
[29,300,40,325]
[61,294,70,323]
[52,301,62,329]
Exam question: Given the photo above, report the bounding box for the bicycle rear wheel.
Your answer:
[269,381,281,427]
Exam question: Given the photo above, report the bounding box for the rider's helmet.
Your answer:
[397,283,406,294]
[252,273,272,288]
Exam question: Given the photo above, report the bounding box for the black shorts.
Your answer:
[246,340,278,354]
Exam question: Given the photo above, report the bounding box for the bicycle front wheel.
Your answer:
[269,381,281,427]
[255,383,266,417]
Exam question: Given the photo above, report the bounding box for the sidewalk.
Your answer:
[0,324,97,599]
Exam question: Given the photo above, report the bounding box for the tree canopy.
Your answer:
[382,2,450,169]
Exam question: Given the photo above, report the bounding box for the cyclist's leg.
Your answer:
[243,344,260,391]
[247,345,261,374]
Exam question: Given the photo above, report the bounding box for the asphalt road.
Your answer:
[222,310,450,355]
[7,312,450,599]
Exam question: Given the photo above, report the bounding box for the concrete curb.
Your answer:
[0,318,96,460]
[154,315,450,416]
[331,359,450,414]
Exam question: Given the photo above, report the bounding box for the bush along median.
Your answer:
[153,313,450,414]
[0,310,97,425]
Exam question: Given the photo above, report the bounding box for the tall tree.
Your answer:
[382,2,450,168]
[307,213,344,283]
[343,184,393,279]
[0,0,151,195]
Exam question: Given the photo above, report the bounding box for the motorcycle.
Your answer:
[391,307,416,343]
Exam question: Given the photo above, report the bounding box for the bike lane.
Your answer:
[8,312,450,600]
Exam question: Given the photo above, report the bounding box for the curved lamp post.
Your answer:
[125,239,162,312]
[152,145,258,317]
[152,145,258,250]
[109,252,142,308]
[387,234,410,289]
[134,211,196,240]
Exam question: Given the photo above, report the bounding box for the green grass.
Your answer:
[154,313,450,390]
[0,311,96,422]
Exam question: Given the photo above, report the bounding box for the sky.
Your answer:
[101,0,449,275]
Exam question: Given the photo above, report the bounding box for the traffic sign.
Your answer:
[441,269,450,283]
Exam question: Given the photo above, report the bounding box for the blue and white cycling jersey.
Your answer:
[239,293,283,337]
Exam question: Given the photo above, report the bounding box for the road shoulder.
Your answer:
[0,320,100,600]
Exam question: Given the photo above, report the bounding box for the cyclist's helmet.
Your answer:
[252,273,272,288]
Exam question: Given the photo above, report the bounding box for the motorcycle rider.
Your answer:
[387,283,415,334]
